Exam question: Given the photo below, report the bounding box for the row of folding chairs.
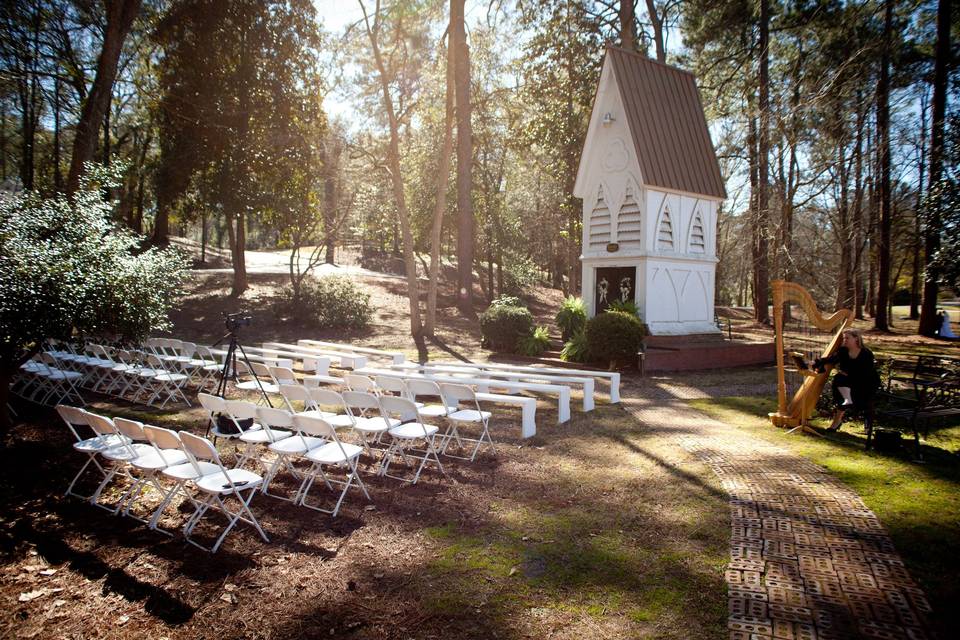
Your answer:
[12,353,85,407]
[57,405,269,553]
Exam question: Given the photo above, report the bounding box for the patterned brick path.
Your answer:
[623,387,935,640]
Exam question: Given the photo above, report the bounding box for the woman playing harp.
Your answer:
[814,328,881,431]
[769,281,853,431]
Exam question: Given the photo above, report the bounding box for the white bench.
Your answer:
[207,348,292,369]
[297,339,405,364]
[356,366,570,424]
[264,342,368,370]
[474,392,538,438]
[393,363,596,412]
[426,360,621,403]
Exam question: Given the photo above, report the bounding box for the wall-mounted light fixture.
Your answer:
[601,112,615,126]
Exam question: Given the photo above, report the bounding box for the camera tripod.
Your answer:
[207,327,273,435]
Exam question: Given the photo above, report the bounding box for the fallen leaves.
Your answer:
[18,590,45,603]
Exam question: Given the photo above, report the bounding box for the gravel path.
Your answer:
[622,386,936,640]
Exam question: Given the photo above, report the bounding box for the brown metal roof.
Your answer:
[607,46,726,199]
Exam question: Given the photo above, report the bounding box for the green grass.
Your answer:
[690,395,960,635]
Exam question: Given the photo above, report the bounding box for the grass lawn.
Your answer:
[690,395,960,636]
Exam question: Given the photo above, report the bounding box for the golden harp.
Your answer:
[769,280,854,430]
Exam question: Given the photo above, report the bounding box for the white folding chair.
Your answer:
[258,406,325,500]
[232,400,291,469]
[179,432,269,553]
[306,387,356,429]
[375,375,421,404]
[85,413,153,512]
[405,379,455,419]
[144,354,191,408]
[345,374,378,394]
[342,390,395,454]
[143,426,218,533]
[188,345,222,390]
[113,418,188,527]
[57,405,125,500]
[293,415,369,516]
[377,396,445,484]
[37,353,85,405]
[439,383,494,461]
[197,392,255,445]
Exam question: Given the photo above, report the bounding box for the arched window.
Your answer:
[689,211,705,253]
[588,185,611,250]
[657,207,674,251]
[617,184,642,249]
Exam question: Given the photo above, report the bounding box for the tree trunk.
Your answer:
[452,0,474,316]
[755,0,770,324]
[853,100,866,320]
[361,0,427,360]
[619,1,637,52]
[66,0,141,195]
[0,370,13,440]
[919,0,951,337]
[874,0,892,331]
[835,134,852,310]
[911,91,927,321]
[53,72,62,191]
[426,30,455,337]
[643,0,665,62]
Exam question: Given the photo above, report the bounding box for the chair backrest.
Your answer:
[197,392,227,414]
[308,387,347,413]
[146,354,167,370]
[178,341,197,358]
[40,352,59,368]
[113,417,147,442]
[279,384,311,408]
[293,414,337,441]
[84,412,118,437]
[56,405,89,442]
[251,361,274,379]
[179,431,222,465]
[406,378,443,401]
[195,345,215,360]
[143,424,181,452]
[225,399,258,421]
[375,375,408,397]
[378,395,421,424]
[270,366,298,386]
[257,406,295,430]
[342,390,380,414]
[439,383,479,408]
[346,374,377,393]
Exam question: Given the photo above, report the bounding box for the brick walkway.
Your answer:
[623,386,935,640]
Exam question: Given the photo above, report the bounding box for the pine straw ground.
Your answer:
[2,269,958,639]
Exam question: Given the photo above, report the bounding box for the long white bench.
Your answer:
[263,342,368,370]
[297,339,405,364]
[475,392,538,438]
[207,348,292,369]
[424,360,621,403]
[392,363,596,412]
[355,366,570,424]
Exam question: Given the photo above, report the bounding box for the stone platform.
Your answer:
[642,334,775,373]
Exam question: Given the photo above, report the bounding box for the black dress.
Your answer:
[820,346,881,409]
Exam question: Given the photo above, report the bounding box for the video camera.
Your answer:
[224,312,252,333]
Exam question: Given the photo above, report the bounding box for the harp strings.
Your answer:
[782,301,830,402]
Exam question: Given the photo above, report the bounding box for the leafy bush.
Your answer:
[517,325,551,357]
[280,276,372,330]
[560,330,591,363]
[479,303,533,352]
[607,298,640,317]
[555,296,586,342]
[585,311,647,368]
[490,295,523,308]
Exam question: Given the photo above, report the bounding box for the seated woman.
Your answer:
[940,310,957,339]
[814,328,881,431]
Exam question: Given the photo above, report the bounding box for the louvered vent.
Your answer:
[617,186,642,249]
[588,187,611,250]
[657,209,674,251]
[689,213,705,253]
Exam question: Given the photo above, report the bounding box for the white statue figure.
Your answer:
[619,277,631,302]
[598,277,609,304]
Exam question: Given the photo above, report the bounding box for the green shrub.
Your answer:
[555,296,586,342]
[281,276,372,330]
[479,304,533,352]
[490,295,523,308]
[585,311,647,368]
[560,330,590,363]
[517,325,551,356]
[607,298,640,317]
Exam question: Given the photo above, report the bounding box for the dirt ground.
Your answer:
[2,266,957,639]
